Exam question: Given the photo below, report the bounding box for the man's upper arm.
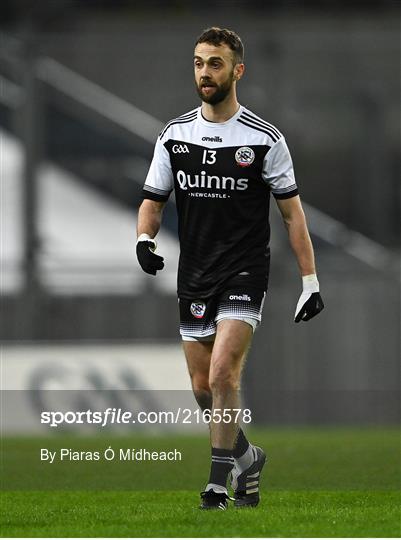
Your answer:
[142,135,174,202]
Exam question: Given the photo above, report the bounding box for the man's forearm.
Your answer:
[137,200,165,239]
[285,213,316,277]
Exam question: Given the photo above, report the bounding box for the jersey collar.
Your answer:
[198,105,244,128]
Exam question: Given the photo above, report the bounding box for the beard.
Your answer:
[195,71,235,105]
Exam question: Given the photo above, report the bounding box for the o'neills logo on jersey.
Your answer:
[176,170,248,191]
[202,136,222,142]
[190,301,206,319]
[235,146,255,167]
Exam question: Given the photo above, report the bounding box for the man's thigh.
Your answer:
[212,319,253,377]
[183,340,213,380]
[182,318,252,376]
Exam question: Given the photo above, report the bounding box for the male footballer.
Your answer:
[136,27,324,510]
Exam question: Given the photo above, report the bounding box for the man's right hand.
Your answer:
[136,234,164,275]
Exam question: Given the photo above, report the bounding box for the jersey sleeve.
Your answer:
[262,137,299,199]
[142,136,174,202]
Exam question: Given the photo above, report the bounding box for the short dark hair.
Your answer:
[195,27,244,65]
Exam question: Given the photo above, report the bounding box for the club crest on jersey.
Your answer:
[235,146,255,167]
[190,301,206,319]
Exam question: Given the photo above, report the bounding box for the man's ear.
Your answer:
[234,63,245,80]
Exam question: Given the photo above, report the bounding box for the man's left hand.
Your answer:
[294,274,324,323]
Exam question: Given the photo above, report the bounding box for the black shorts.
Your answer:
[179,276,266,341]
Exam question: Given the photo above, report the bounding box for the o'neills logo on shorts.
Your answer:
[229,294,251,301]
[190,301,206,318]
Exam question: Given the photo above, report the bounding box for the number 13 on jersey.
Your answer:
[202,149,217,164]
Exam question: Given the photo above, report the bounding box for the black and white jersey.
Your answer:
[142,105,298,299]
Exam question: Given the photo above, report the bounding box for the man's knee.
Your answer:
[209,359,241,395]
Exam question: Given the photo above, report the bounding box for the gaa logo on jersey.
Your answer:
[190,301,206,319]
[172,144,190,154]
[235,146,255,167]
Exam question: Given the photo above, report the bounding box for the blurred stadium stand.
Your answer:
[0,3,399,424]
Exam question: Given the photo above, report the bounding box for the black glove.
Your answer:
[294,275,324,323]
[136,235,164,275]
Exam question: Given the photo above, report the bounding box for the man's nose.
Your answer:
[199,64,212,78]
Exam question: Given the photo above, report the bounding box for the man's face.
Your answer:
[194,42,240,105]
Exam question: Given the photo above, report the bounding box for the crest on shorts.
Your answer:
[190,301,206,319]
[235,146,255,167]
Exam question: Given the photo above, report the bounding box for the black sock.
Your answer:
[208,448,234,488]
[232,428,250,458]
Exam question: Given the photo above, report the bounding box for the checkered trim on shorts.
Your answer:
[215,299,263,324]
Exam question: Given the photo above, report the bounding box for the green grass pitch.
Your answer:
[1,427,400,537]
